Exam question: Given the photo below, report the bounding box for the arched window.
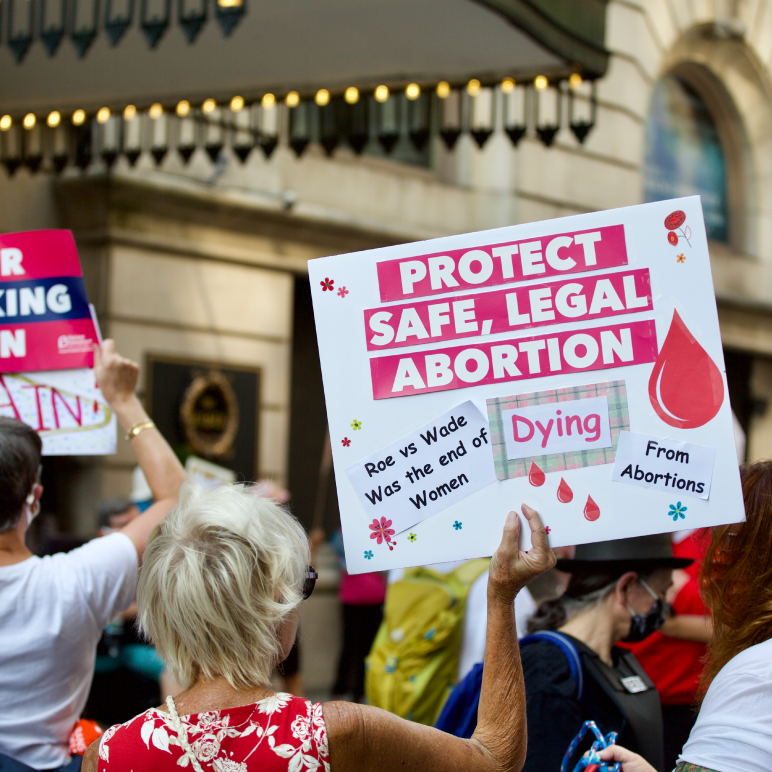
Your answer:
[643,74,728,242]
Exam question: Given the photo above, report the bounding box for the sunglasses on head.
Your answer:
[303,566,318,601]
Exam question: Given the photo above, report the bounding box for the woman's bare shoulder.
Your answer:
[83,738,100,772]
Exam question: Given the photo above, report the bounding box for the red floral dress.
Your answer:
[97,693,330,772]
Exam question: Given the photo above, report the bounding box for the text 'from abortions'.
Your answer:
[611,430,716,500]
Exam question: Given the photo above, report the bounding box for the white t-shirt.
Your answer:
[0,533,138,769]
[679,637,772,772]
[388,561,537,680]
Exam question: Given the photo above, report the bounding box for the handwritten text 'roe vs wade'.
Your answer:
[345,401,497,534]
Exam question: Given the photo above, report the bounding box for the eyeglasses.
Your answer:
[303,566,318,601]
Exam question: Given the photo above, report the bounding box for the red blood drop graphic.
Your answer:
[665,210,686,230]
[528,461,546,487]
[584,495,600,522]
[557,478,573,503]
[648,310,724,429]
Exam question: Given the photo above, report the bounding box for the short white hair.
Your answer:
[137,482,309,690]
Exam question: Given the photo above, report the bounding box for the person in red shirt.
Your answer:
[623,529,712,770]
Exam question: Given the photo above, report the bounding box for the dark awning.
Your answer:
[0,0,608,114]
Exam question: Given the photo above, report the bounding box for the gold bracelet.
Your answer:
[125,419,155,441]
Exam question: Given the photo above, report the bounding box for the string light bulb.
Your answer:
[436,82,451,99]
[0,115,12,131]
[149,103,163,119]
[261,93,276,109]
[96,107,111,124]
[230,95,244,112]
[47,111,61,128]
[202,99,217,114]
[123,105,137,121]
[23,113,36,129]
[72,110,86,126]
[405,83,420,100]
[374,85,389,103]
[286,92,300,108]
[176,100,190,117]
[534,75,548,90]
[501,78,515,93]
[466,79,481,96]
[315,89,330,106]
[569,73,583,89]
[344,87,359,105]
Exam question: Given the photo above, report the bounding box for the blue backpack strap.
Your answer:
[435,661,484,739]
[520,631,584,702]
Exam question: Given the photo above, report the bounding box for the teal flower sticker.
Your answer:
[669,501,687,521]
[408,533,417,542]
[364,550,374,559]
[453,521,462,530]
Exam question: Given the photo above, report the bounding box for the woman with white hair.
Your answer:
[83,484,554,772]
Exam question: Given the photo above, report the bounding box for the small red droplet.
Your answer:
[583,495,600,521]
[528,461,546,487]
[557,478,573,503]
[648,310,724,429]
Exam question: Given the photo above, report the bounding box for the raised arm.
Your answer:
[94,340,186,559]
[324,504,556,772]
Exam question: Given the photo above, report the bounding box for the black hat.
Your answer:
[555,533,694,574]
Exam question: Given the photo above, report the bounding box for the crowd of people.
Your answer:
[1,340,771,772]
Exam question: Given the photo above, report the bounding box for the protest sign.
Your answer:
[310,196,744,574]
[0,231,116,455]
[0,230,100,374]
[0,368,116,455]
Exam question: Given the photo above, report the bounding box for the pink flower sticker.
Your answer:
[369,517,395,545]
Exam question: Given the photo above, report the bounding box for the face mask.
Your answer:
[623,578,669,643]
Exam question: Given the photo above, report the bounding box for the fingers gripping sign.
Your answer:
[92,339,140,407]
[489,504,556,600]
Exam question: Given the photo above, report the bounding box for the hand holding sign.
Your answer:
[93,340,140,409]
[489,504,556,603]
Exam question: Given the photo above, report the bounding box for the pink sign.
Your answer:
[365,268,652,351]
[376,224,628,302]
[0,230,98,374]
[369,319,658,400]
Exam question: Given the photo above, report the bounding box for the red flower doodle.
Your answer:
[341,437,351,447]
[337,286,349,298]
[320,278,334,291]
[369,517,395,545]
[665,210,691,247]
[545,526,551,534]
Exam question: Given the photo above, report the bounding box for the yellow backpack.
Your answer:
[364,559,490,725]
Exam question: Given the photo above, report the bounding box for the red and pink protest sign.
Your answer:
[309,198,744,576]
[0,230,99,374]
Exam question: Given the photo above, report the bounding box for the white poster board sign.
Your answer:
[310,197,744,574]
[0,368,117,455]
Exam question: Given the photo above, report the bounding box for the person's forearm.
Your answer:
[112,395,186,502]
[661,614,713,643]
[473,589,527,771]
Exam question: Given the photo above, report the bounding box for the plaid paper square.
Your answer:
[486,380,629,481]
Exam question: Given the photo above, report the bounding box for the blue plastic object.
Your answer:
[561,720,621,772]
